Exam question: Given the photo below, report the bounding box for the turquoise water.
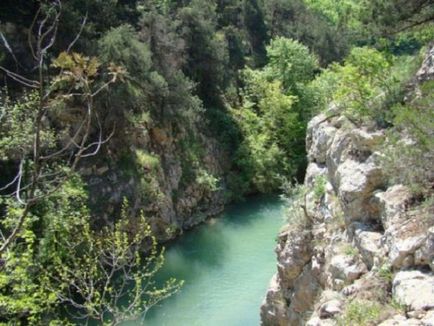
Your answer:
[143,195,285,326]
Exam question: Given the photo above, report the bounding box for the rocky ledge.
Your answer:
[261,47,434,325]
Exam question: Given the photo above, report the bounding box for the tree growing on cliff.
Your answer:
[0,1,123,254]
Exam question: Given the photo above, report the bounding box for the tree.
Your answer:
[0,1,124,254]
[43,199,183,325]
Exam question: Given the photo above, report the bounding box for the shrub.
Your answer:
[340,300,382,326]
[380,80,434,196]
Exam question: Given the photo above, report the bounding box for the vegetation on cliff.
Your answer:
[1,0,433,324]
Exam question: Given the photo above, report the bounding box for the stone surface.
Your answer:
[319,299,343,319]
[328,254,367,290]
[393,270,434,311]
[375,185,412,229]
[306,114,337,164]
[416,45,434,83]
[261,46,434,326]
[260,274,289,326]
[353,227,384,269]
[378,315,421,326]
[415,227,434,271]
[276,230,313,292]
[389,234,426,269]
[336,160,384,223]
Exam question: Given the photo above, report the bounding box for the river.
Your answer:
[143,195,285,326]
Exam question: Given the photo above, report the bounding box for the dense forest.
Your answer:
[0,0,433,324]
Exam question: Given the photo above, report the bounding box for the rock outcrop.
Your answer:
[261,46,434,325]
[81,118,229,240]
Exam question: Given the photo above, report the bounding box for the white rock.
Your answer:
[306,317,337,326]
[319,299,343,319]
[393,270,434,311]
[328,254,367,288]
[378,315,421,326]
[307,114,337,164]
[389,234,426,269]
[414,226,434,271]
[375,185,412,229]
[336,160,384,223]
[422,310,434,326]
[354,228,383,269]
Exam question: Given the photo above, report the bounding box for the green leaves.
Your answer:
[311,46,393,121]
[266,37,319,91]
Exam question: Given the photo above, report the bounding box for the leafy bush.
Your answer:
[380,80,434,195]
[313,47,393,122]
[196,168,220,192]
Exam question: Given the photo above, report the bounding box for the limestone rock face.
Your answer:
[393,271,434,312]
[307,114,337,164]
[261,274,289,326]
[276,230,313,293]
[261,46,434,326]
[336,159,384,223]
[83,120,228,240]
[327,255,367,290]
[375,185,412,229]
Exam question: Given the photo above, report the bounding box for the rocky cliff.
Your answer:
[79,116,229,241]
[261,47,434,325]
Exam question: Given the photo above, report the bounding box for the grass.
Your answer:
[339,300,382,326]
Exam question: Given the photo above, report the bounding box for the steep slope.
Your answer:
[261,46,434,326]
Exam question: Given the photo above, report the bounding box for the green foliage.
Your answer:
[98,24,166,113]
[378,264,394,282]
[313,175,327,201]
[196,169,220,192]
[178,0,229,104]
[233,69,299,192]
[311,47,394,122]
[0,178,182,325]
[281,181,311,229]
[230,38,318,193]
[0,91,41,160]
[342,244,359,257]
[266,37,319,91]
[44,199,183,325]
[339,300,382,326]
[380,81,434,195]
[135,150,160,171]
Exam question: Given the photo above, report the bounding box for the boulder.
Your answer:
[393,270,434,311]
[306,113,337,164]
[306,317,337,326]
[353,227,384,269]
[349,128,385,153]
[319,299,343,319]
[305,162,328,187]
[422,310,434,326]
[416,45,434,83]
[335,160,384,223]
[326,129,352,187]
[276,230,313,292]
[414,227,434,271]
[375,185,412,229]
[328,254,367,290]
[389,234,426,269]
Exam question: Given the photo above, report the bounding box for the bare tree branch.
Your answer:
[67,13,88,53]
